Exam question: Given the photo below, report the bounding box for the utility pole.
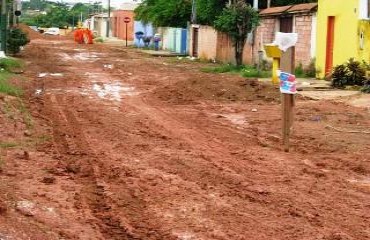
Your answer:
[106,0,110,38]
[191,0,196,24]
[267,0,271,8]
[253,0,258,9]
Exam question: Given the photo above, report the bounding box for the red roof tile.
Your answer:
[259,3,317,16]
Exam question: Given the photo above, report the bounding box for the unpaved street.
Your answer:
[0,34,369,240]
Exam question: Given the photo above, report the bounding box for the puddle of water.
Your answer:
[50,73,64,77]
[38,73,48,78]
[92,83,137,102]
[38,73,64,78]
[59,52,72,61]
[73,52,100,61]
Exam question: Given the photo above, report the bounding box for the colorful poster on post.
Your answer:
[278,71,297,94]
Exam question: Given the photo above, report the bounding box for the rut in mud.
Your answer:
[0,34,369,240]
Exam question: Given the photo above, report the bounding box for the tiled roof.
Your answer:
[288,3,318,13]
[259,3,318,16]
[259,5,292,15]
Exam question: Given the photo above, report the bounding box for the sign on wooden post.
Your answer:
[279,47,296,152]
[264,32,298,152]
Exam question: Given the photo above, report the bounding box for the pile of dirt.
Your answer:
[152,76,281,104]
[18,24,44,40]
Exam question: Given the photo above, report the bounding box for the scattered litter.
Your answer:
[16,200,36,216]
[325,125,370,134]
[127,72,133,76]
[177,57,183,60]
[163,63,168,65]
[252,108,258,112]
[38,73,48,78]
[103,64,113,69]
[190,57,197,61]
[311,116,321,122]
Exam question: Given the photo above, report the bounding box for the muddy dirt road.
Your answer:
[0,36,369,240]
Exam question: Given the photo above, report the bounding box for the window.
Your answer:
[359,0,370,19]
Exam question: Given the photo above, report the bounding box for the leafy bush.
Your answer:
[294,63,305,78]
[361,80,370,93]
[331,58,367,88]
[7,28,30,55]
[304,58,317,78]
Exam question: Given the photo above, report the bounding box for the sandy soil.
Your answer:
[0,32,369,240]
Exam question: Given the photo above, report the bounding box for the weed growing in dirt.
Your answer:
[17,99,33,129]
[0,142,18,149]
[0,72,21,96]
[0,156,4,172]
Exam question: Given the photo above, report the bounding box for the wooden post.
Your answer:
[280,47,295,152]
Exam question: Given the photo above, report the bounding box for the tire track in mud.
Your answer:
[44,93,141,239]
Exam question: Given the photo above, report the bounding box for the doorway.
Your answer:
[192,27,199,57]
[325,16,335,75]
[280,16,293,33]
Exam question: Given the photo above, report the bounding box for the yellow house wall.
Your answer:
[316,0,370,78]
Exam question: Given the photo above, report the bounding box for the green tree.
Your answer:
[196,0,228,25]
[134,0,192,28]
[214,0,259,66]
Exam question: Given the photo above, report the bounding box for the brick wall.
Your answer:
[254,17,278,63]
[190,13,315,68]
[294,14,314,67]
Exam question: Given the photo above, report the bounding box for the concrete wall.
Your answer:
[158,27,188,54]
[112,10,135,41]
[90,17,109,38]
[133,22,154,47]
[316,0,370,78]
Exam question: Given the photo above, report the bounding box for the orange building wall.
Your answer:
[112,10,135,41]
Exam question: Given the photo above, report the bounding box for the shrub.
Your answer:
[7,28,30,55]
[346,58,366,85]
[361,80,370,93]
[331,58,367,88]
[304,58,317,78]
[294,63,304,78]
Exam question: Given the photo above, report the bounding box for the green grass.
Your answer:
[0,58,23,72]
[201,64,272,78]
[0,72,22,96]
[201,64,242,73]
[241,66,271,78]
